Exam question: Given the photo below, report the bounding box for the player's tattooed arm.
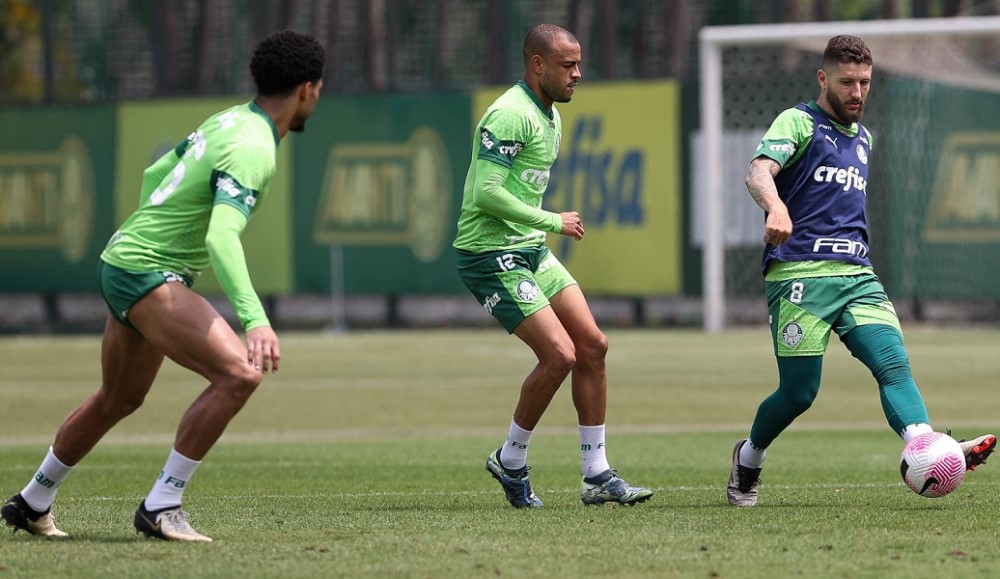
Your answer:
[745,157,781,211]
[745,156,793,246]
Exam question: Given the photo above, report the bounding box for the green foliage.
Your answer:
[0,329,997,577]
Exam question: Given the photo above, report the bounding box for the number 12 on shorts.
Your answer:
[496,254,515,272]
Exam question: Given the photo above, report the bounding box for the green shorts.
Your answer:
[99,261,193,328]
[767,271,902,357]
[455,246,577,333]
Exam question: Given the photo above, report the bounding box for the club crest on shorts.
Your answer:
[781,321,804,348]
[516,279,540,302]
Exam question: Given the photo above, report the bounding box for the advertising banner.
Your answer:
[292,94,470,293]
[887,79,1000,298]
[0,106,114,292]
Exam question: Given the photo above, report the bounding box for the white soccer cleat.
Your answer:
[134,502,212,542]
[727,439,761,507]
[1,494,68,538]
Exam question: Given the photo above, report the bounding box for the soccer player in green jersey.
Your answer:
[455,23,652,508]
[727,35,995,507]
[1,31,325,541]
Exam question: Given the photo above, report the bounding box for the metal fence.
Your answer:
[4,0,994,104]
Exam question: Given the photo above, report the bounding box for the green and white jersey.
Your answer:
[453,81,564,253]
[103,101,278,276]
[101,100,279,329]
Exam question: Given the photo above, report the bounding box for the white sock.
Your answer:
[498,420,533,471]
[144,448,201,511]
[739,438,767,469]
[20,447,74,513]
[579,424,611,478]
[901,423,934,443]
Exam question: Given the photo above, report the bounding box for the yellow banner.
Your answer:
[115,98,293,293]
[473,81,681,294]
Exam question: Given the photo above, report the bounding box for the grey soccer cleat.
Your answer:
[134,502,212,542]
[485,449,543,508]
[1,494,68,538]
[727,439,761,507]
[581,469,652,506]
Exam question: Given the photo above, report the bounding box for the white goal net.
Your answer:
[697,16,1000,331]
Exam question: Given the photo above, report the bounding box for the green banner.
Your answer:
[116,98,294,294]
[293,94,470,293]
[0,106,115,292]
[887,79,1000,298]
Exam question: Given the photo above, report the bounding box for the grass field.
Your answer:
[0,328,998,578]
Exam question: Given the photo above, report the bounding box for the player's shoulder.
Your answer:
[761,105,812,142]
[859,124,874,149]
[777,105,812,124]
[202,102,275,140]
[487,85,534,117]
[224,104,278,153]
[236,103,279,146]
[481,86,538,134]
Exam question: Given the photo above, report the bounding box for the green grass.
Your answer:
[0,328,998,578]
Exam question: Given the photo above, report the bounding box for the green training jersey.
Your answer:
[453,81,563,253]
[101,100,279,328]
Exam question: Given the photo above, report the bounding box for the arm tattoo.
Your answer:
[745,158,781,211]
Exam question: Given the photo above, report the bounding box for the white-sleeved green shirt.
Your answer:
[453,81,564,253]
[101,100,279,329]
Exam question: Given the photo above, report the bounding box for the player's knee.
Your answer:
[97,390,146,421]
[871,345,912,386]
[544,344,576,379]
[588,331,610,359]
[232,364,263,391]
[216,364,263,404]
[786,390,817,415]
[576,331,608,366]
[777,379,820,415]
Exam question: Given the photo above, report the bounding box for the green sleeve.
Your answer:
[139,148,180,200]
[473,159,563,233]
[205,203,269,330]
[753,107,814,168]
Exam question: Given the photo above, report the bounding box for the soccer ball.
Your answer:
[899,432,966,498]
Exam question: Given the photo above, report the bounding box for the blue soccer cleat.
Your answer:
[485,449,543,508]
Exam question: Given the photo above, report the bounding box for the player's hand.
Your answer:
[763,204,793,246]
[559,211,585,240]
[246,325,281,374]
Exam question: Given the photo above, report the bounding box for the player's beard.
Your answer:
[828,90,864,124]
[540,76,574,103]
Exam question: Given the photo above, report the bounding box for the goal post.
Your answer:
[698,16,1000,332]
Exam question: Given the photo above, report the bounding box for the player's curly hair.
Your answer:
[250,30,326,96]
[822,35,872,69]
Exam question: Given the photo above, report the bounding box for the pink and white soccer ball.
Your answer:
[899,432,966,498]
